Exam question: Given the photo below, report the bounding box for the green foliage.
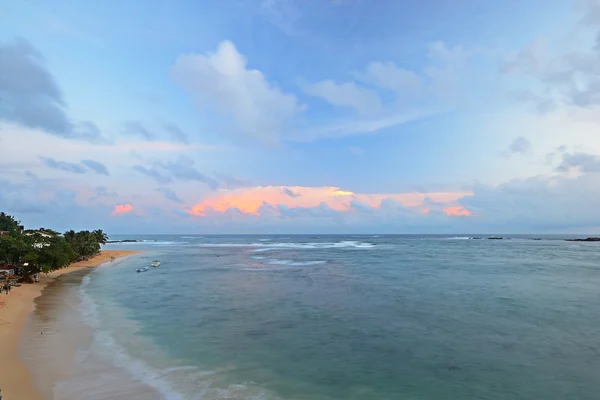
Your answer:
[0,212,20,232]
[0,212,107,277]
[63,230,102,258]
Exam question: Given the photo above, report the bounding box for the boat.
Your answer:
[136,267,150,273]
[151,260,160,267]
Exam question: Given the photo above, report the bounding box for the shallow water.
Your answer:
[23,235,600,399]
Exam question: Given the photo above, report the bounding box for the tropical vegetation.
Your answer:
[0,212,108,279]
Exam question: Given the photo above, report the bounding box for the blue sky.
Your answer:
[1,0,600,233]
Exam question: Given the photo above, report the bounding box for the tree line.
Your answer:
[0,212,108,279]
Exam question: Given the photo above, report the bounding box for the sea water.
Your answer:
[22,235,600,399]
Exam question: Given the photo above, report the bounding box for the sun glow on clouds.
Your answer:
[111,204,133,215]
[188,186,472,217]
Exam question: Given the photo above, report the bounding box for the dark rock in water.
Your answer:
[532,238,542,241]
[565,237,600,242]
[488,237,503,240]
[472,237,483,240]
[106,239,142,243]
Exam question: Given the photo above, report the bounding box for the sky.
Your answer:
[1,0,600,234]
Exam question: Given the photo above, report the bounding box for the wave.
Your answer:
[200,240,375,250]
[265,259,327,266]
[79,276,186,400]
[447,237,472,240]
[79,276,278,400]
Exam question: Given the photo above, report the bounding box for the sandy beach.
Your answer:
[0,250,139,400]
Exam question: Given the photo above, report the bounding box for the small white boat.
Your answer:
[136,267,150,273]
[151,260,160,267]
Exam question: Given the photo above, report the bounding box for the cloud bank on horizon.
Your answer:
[1,0,600,233]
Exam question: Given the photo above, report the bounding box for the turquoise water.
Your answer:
[77,235,600,399]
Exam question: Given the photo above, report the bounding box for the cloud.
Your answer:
[156,187,183,203]
[133,155,218,188]
[171,40,301,144]
[358,62,422,94]
[556,152,600,173]
[132,165,172,184]
[188,185,469,217]
[111,204,133,215]
[162,122,189,144]
[302,80,382,115]
[40,156,109,175]
[459,168,600,230]
[0,38,102,141]
[159,155,219,188]
[213,172,248,189]
[91,186,117,200]
[282,187,300,198]
[121,120,155,140]
[81,159,109,175]
[503,3,600,110]
[40,157,87,173]
[508,136,532,154]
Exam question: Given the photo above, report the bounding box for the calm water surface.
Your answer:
[25,235,600,399]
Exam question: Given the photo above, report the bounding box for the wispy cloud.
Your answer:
[40,157,109,175]
[156,187,184,203]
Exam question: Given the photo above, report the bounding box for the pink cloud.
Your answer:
[111,204,133,215]
[188,186,472,217]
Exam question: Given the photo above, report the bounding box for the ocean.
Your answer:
[20,235,600,399]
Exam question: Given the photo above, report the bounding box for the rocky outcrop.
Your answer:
[565,237,600,242]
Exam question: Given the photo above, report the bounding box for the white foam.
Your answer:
[79,276,187,400]
[198,241,375,250]
[265,259,327,266]
[79,272,281,400]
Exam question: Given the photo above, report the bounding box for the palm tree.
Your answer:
[63,230,76,243]
[93,229,108,245]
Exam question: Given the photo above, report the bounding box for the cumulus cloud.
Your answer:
[188,185,469,217]
[0,38,102,141]
[156,187,184,203]
[302,80,382,115]
[508,136,532,154]
[172,40,301,144]
[40,157,109,175]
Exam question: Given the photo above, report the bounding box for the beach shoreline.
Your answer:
[0,250,140,400]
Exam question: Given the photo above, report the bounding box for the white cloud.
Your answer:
[302,80,382,115]
[172,40,301,144]
[358,62,422,94]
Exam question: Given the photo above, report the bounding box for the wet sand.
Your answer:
[0,250,139,400]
